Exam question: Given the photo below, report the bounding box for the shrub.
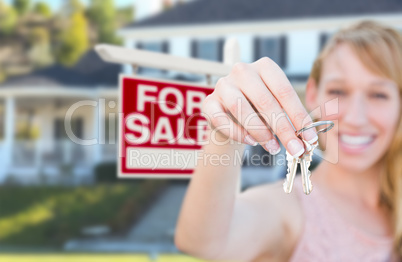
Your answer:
[94,162,117,183]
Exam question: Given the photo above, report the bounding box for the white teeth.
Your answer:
[340,134,373,146]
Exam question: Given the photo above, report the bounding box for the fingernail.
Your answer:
[245,135,258,146]
[303,129,318,144]
[287,139,305,157]
[265,139,281,155]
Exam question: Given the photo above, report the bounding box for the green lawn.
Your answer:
[0,254,210,262]
[0,180,167,247]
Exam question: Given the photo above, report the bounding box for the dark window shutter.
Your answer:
[136,42,143,73]
[54,119,61,139]
[319,33,329,51]
[190,40,197,58]
[162,41,169,53]
[217,38,224,62]
[279,35,287,68]
[254,37,261,61]
[74,118,83,140]
[161,41,169,74]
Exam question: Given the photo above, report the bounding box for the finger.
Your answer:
[202,94,256,146]
[230,62,304,157]
[215,79,280,154]
[252,58,318,143]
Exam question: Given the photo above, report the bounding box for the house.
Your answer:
[119,0,402,84]
[0,51,121,184]
[118,0,402,177]
[1,0,402,185]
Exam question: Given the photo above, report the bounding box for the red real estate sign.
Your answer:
[118,75,214,178]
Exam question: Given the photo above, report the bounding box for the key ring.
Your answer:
[296,120,334,137]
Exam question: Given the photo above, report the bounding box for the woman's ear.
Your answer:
[305,77,319,113]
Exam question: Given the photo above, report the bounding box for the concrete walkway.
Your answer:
[127,183,188,242]
[64,182,189,253]
[64,166,285,253]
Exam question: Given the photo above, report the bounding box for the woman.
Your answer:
[174,21,402,261]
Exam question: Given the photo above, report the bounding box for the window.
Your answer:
[136,41,169,75]
[54,118,83,140]
[138,42,168,53]
[254,36,287,68]
[191,39,224,62]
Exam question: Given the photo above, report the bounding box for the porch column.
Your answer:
[122,39,135,75]
[93,98,105,164]
[1,96,15,182]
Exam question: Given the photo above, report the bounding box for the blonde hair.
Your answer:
[310,21,402,258]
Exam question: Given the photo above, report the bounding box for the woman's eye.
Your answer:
[327,89,346,96]
[370,93,388,99]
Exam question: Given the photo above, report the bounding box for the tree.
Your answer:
[12,0,30,15]
[28,27,53,67]
[87,0,120,44]
[116,6,134,27]
[61,0,84,16]
[55,9,89,66]
[33,2,51,18]
[0,2,17,34]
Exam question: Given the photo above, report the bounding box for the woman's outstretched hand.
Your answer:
[202,57,318,157]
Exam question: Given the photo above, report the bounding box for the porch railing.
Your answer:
[12,140,117,168]
[13,140,37,167]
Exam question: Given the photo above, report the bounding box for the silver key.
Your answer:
[283,120,334,195]
[299,140,318,195]
[283,151,299,193]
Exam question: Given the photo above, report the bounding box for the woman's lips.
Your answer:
[339,133,375,154]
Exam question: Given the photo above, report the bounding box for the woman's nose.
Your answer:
[342,94,368,126]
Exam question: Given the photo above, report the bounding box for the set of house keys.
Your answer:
[283,120,334,195]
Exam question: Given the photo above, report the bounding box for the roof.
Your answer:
[1,49,121,88]
[126,0,402,29]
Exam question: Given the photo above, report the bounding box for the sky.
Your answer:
[3,0,136,11]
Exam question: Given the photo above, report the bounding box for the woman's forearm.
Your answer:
[174,128,247,259]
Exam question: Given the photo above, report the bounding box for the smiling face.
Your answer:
[307,43,401,172]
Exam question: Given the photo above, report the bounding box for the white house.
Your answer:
[119,0,402,80]
[116,0,402,178]
[0,51,121,184]
[1,0,402,185]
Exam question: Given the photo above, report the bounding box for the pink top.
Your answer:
[289,175,397,262]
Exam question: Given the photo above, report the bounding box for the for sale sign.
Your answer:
[118,75,214,178]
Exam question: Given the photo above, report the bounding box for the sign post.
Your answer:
[95,38,240,179]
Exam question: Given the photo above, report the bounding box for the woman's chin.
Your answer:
[337,155,377,173]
